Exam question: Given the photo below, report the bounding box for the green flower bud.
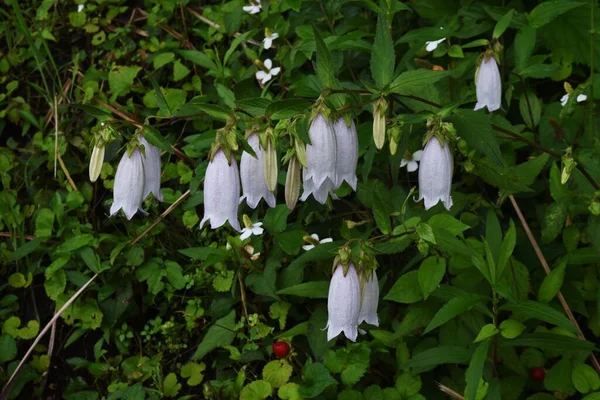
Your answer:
[372,97,387,150]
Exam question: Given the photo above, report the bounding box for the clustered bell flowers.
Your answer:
[110,135,163,220]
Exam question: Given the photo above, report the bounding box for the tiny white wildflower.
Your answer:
[243,0,261,14]
[425,38,446,52]
[77,4,84,12]
[240,222,264,240]
[577,94,588,102]
[400,150,423,173]
[302,234,333,251]
[263,30,279,50]
[255,59,281,84]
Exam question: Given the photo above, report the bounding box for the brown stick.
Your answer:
[437,383,464,400]
[509,194,600,373]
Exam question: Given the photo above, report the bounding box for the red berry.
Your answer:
[530,367,545,382]
[272,341,290,358]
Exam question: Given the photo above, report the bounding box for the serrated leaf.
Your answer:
[418,256,446,300]
[240,380,273,400]
[193,310,237,360]
[371,14,395,88]
[389,69,448,94]
[263,360,293,389]
[528,1,586,28]
[313,27,334,88]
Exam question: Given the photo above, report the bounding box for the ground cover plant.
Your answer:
[2,0,600,399]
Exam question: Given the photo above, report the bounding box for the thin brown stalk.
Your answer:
[0,232,36,240]
[509,194,600,373]
[437,382,464,400]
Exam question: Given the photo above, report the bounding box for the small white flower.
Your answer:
[416,136,453,210]
[302,234,333,251]
[560,94,569,107]
[474,55,502,112]
[77,4,84,12]
[263,31,279,50]
[577,94,588,102]
[400,150,423,173]
[255,59,281,84]
[425,38,446,52]
[240,222,264,240]
[110,149,147,220]
[326,263,361,342]
[243,0,261,14]
[333,118,358,190]
[244,244,261,260]
[358,271,379,326]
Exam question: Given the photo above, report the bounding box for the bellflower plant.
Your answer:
[474,54,502,112]
[110,148,146,220]
[358,271,379,326]
[417,136,453,210]
[138,135,163,202]
[333,117,358,190]
[326,263,361,341]
[240,134,276,209]
[200,149,241,231]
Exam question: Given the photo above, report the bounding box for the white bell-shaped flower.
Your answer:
[138,136,163,202]
[240,134,276,209]
[358,271,379,326]
[200,149,241,231]
[333,118,358,190]
[474,56,502,112]
[326,263,361,342]
[300,168,336,205]
[417,136,453,210]
[110,149,146,220]
[306,114,337,189]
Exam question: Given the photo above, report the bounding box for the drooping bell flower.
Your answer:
[138,135,163,202]
[417,136,453,210]
[200,149,241,231]
[305,114,337,189]
[300,167,336,205]
[240,134,276,209]
[333,118,358,190]
[358,271,379,326]
[110,148,146,220]
[474,55,502,112]
[326,263,361,342]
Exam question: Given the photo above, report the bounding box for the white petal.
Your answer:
[400,159,409,168]
[269,67,281,76]
[306,114,337,189]
[302,244,315,251]
[358,271,379,326]
[252,226,264,236]
[264,59,272,70]
[256,71,267,81]
[310,233,319,241]
[77,4,84,12]
[560,94,569,106]
[417,137,453,211]
[240,229,252,240]
[200,149,241,231]
[474,56,502,112]
[253,222,263,227]
[407,161,419,172]
[327,264,361,341]
[139,136,163,202]
[412,150,423,161]
[263,38,272,49]
[110,149,146,220]
[577,94,587,102]
[425,38,445,52]
[240,134,276,209]
[261,73,272,84]
[332,118,358,190]
[320,238,333,244]
[270,33,279,40]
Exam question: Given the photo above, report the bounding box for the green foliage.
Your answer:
[2,0,600,398]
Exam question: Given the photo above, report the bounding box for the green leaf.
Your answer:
[152,52,175,69]
[448,44,464,58]
[373,188,392,234]
[395,371,421,397]
[499,319,525,339]
[389,69,448,94]
[500,300,576,332]
[279,383,302,400]
[541,203,567,244]
[0,334,17,363]
[528,1,586,28]
[240,380,272,400]
[545,358,576,395]
[474,324,499,343]
[165,261,186,290]
[424,294,484,333]
[180,362,206,386]
[266,99,312,120]
[538,259,567,303]
[496,220,516,281]
[108,66,141,97]
[449,109,503,167]
[263,205,292,234]
[572,360,600,394]
[35,208,54,238]
[418,256,446,300]
[486,209,502,264]
[404,346,471,369]
[277,281,329,298]
[313,26,334,88]
[263,360,293,389]
[371,14,395,88]
[192,310,237,360]
[163,372,181,398]
[493,9,514,38]
[583,394,600,400]
[514,25,536,72]
[299,362,337,397]
[519,91,541,129]
[177,50,217,70]
[416,223,436,244]
[385,271,423,304]
[224,31,254,66]
[465,340,490,400]
[8,238,41,261]
[428,214,470,236]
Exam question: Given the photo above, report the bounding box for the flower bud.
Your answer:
[89,142,105,182]
[358,271,379,326]
[294,139,308,168]
[285,156,301,210]
[200,149,241,231]
[240,134,276,209]
[138,135,163,201]
[110,148,146,220]
[474,55,502,112]
[326,263,361,341]
[417,136,453,210]
[333,117,358,190]
[372,98,387,149]
[263,139,278,192]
